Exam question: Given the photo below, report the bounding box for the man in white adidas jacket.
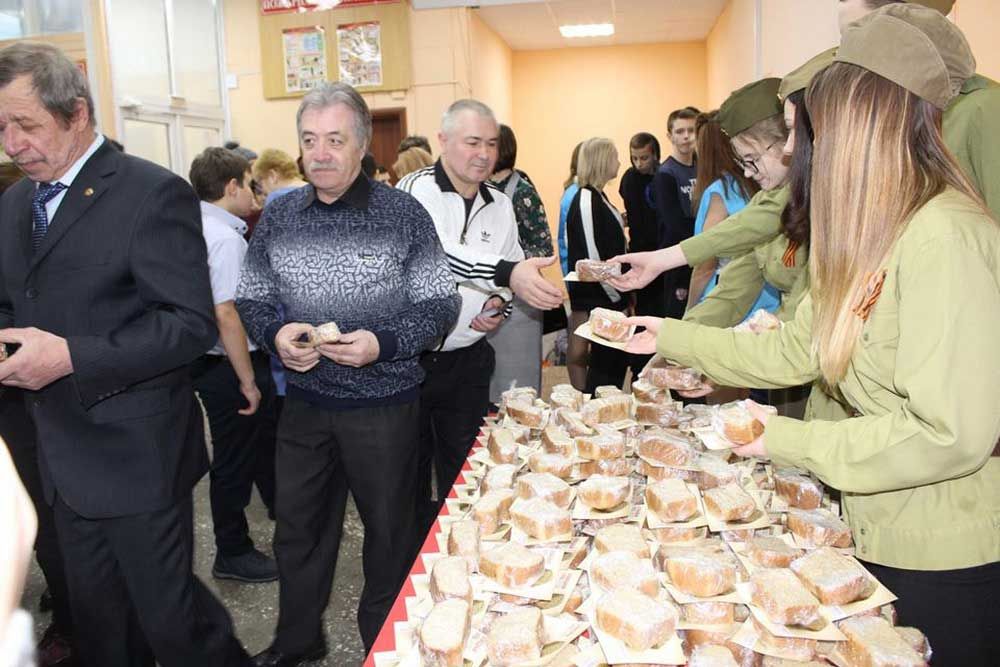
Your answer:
[398,99,562,538]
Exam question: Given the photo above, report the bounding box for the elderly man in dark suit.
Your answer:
[0,42,249,666]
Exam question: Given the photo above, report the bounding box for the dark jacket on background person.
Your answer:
[566,185,627,313]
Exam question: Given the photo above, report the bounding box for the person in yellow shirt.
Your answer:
[625,6,999,664]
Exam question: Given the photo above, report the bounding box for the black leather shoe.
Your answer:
[212,548,279,583]
[251,642,327,667]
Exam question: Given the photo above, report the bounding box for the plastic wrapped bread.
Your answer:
[641,460,696,482]
[750,568,826,631]
[516,472,573,508]
[894,627,932,663]
[486,607,544,666]
[429,555,472,604]
[682,601,736,625]
[549,384,584,411]
[649,525,708,543]
[589,307,631,342]
[836,616,927,667]
[787,509,853,548]
[541,425,576,457]
[645,478,699,523]
[479,542,545,588]
[579,457,633,477]
[481,464,517,494]
[694,456,740,490]
[712,400,774,445]
[506,399,545,428]
[688,644,740,667]
[594,522,651,558]
[596,588,678,650]
[306,321,341,345]
[683,628,759,667]
[635,400,683,427]
[578,474,630,510]
[576,258,622,282]
[751,617,817,662]
[501,386,537,407]
[527,451,574,479]
[789,547,877,605]
[733,309,782,334]
[595,385,625,398]
[418,598,470,667]
[664,551,737,597]
[637,429,697,466]
[575,430,626,461]
[580,395,632,427]
[554,408,595,437]
[488,428,519,464]
[641,356,706,391]
[591,550,660,597]
[746,536,803,568]
[761,656,828,666]
[472,488,514,535]
[510,497,572,541]
[774,470,823,510]
[703,483,756,522]
[631,378,668,403]
[446,519,480,572]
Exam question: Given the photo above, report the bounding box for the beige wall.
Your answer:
[954,0,1000,80]
[760,0,839,80]
[469,12,513,124]
[706,0,756,108]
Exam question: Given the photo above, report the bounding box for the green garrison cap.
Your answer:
[910,0,956,14]
[779,47,837,101]
[718,77,782,137]
[836,3,974,109]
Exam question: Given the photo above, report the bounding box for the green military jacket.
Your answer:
[944,74,1000,219]
[656,189,1000,570]
[679,186,788,266]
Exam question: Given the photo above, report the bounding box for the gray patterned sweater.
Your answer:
[236,175,460,408]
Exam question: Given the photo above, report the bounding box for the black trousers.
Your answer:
[585,339,629,395]
[863,559,1000,666]
[0,389,73,633]
[192,352,278,555]
[416,339,494,536]
[273,397,418,654]
[53,495,249,667]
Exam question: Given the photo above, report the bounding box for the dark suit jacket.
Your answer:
[0,138,217,519]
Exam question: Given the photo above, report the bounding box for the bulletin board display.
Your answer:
[259,0,410,99]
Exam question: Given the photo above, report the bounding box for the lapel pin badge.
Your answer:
[83,187,94,197]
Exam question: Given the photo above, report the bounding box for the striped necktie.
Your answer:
[32,182,66,251]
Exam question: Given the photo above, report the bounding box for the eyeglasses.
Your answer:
[735,141,779,175]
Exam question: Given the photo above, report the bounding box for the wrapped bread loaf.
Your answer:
[306,321,341,345]
[631,378,668,403]
[510,497,572,541]
[446,520,480,572]
[641,357,706,391]
[648,525,707,543]
[549,384,584,411]
[595,385,625,398]
[596,588,678,651]
[790,547,877,606]
[688,644,740,667]
[516,472,573,508]
[703,484,756,522]
[694,456,740,490]
[479,542,545,588]
[787,509,853,548]
[894,627,932,663]
[576,258,622,282]
[635,400,682,427]
[594,522,651,559]
[506,399,545,428]
[501,386,537,407]
[541,425,576,457]
[750,568,826,631]
[488,428,519,464]
[641,460,696,482]
[578,475,630,510]
[429,555,472,604]
[774,470,823,510]
[589,307,631,342]
[481,464,517,494]
[733,309,782,334]
[664,551,737,597]
[486,607,544,666]
[751,617,817,662]
[554,408,595,437]
[527,451,574,479]
[745,536,803,569]
[682,601,736,625]
[637,430,697,466]
[836,616,926,667]
[646,478,699,523]
[761,657,827,666]
[580,394,632,426]
[591,550,660,597]
[472,488,514,535]
[579,457,633,477]
[575,430,626,461]
[712,401,774,445]
[418,598,470,667]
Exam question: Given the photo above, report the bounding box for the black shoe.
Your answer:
[251,642,327,667]
[212,548,279,583]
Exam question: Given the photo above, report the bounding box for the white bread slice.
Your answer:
[712,401,767,445]
[694,456,740,490]
[580,394,632,426]
[595,588,678,651]
[682,601,735,625]
[591,550,660,597]
[510,497,572,541]
[703,483,756,522]
[576,259,621,282]
[641,357,705,390]
[688,644,739,667]
[665,552,737,597]
[516,472,573,508]
[789,547,877,605]
[527,451,574,479]
[541,425,576,457]
[578,474,630,510]
[446,519,480,572]
[418,598,470,667]
[593,522,651,559]
[589,307,631,342]
[575,430,627,461]
[486,607,544,666]
[631,378,667,403]
[774,469,823,509]
[836,616,926,667]
[579,457,632,477]
[481,464,517,494]
[479,542,545,588]
[745,536,803,569]
[472,488,514,535]
[506,399,545,428]
[307,321,341,345]
[751,616,817,662]
[488,428,519,464]
[787,509,852,548]
[429,555,472,604]
[750,568,826,631]
[637,429,697,466]
[646,478,699,523]
[635,400,682,427]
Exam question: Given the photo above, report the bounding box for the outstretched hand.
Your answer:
[622,316,663,355]
[732,401,773,459]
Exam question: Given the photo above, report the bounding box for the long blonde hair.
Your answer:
[807,62,986,383]
[392,146,433,180]
[576,138,618,190]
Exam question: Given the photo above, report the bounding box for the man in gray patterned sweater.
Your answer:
[236,83,459,666]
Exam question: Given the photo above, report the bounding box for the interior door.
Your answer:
[370,108,406,184]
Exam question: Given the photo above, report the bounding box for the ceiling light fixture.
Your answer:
[559,23,614,38]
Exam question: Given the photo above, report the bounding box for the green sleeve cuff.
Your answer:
[764,415,811,467]
[679,234,715,267]
[655,318,701,366]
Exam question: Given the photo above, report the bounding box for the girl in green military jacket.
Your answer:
[625,7,1000,664]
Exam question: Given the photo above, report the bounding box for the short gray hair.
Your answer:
[296,82,372,149]
[0,42,95,128]
[441,99,496,136]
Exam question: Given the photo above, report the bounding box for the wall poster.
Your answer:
[282,25,327,93]
[336,21,382,87]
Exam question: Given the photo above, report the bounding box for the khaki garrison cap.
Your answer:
[836,3,974,109]
[779,47,837,101]
[910,0,956,14]
[718,77,782,138]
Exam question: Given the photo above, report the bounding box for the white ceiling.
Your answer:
[410,0,728,50]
